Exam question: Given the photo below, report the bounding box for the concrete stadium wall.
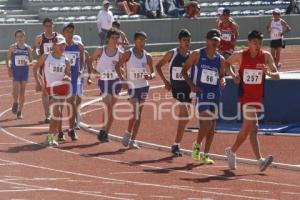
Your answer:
[0,15,299,57]
[221,76,300,124]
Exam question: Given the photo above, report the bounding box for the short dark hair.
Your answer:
[134,31,147,40]
[178,29,191,40]
[43,18,53,25]
[223,8,230,16]
[106,28,121,39]
[248,30,264,41]
[112,20,121,28]
[15,29,25,37]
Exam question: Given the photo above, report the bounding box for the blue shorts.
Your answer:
[12,66,29,82]
[196,98,219,113]
[76,78,84,97]
[98,79,122,96]
[128,86,149,100]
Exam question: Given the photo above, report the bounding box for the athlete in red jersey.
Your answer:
[224,30,280,172]
[217,9,239,59]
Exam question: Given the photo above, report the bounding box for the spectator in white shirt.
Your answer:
[97,0,115,45]
[145,0,165,18]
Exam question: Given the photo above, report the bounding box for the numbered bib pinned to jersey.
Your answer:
[221,32,231,42]
[129,68,147,80]
[172,67,184,81]
[43,43,53,54]
[271,30,282,39]
[100,70,118,80]
[200,69,218,85]
[15,55,29,67]
[49,63,65,74]
[64,53,77,67]
[243,69,263,84]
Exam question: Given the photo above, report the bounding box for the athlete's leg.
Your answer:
[18,81,26,113]
[67,94,76,129]
[174,103,190,143]
[12,81,20,105]
[42,89,50,118]
[130,99,145,141]
[204,119,216,154]
[249,115,262,160]
[275,47,282,67]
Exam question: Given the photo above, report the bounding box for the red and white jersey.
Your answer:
[43,54,67,88]
[126,48,149,89]
[96,47,120,80]
[239,49,266,105]
[218,21,236,53]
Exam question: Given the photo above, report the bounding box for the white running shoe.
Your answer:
[225,147,236,170]
[129,140,140,149]
[122,132,131,147]
[258,155,273,172]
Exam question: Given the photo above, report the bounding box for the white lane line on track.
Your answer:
[0,90,294,199]
[115,193,138,196]
[0,189,51,193]
[243,190,270,193]
[281,191,300,195]
[0,180,132,200]
[110,171,148,175]
[150,195,174,199]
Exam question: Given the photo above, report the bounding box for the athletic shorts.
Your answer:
[128,86,149,100]
[172,87,192,103]
[270,39,285,49]
[12,66,29,82]
[46,84,70,98]
[98,78,122,96]
[196,98,219,113]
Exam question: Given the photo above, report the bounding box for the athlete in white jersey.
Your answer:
[116,31,155,149]
[267,8,291,69]
[90,29,123,143]
[35,35,71,146]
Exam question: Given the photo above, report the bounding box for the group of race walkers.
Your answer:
[6,8,292,172]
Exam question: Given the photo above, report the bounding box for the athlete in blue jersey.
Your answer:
[182,29,226,164]
[156,29,192,156]
[58,22,84,142]
[6,29,33,119]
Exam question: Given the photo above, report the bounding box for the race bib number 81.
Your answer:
[15,55,29,67]
[243,69,263,84]
[200,69,218,85]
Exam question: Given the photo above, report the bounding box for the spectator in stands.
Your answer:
[112,20,129,51]
[167,0,185,17]
[97,0,115,46]
[144,0,165,18]
[185,0,200,19]
[116,0,140,15]
[286,0,300,14]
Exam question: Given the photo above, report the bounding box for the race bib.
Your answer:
[243,69,263,84]
[271,30,282,39]
[200,69,218,85]
[43,43,53,54]
[221,32,231,42]
[172,67,184,81]
[64,53,77,67]
[100,70,117,80]
[49,63,65,74]
[15,55,29,67]
[129,68,147,80]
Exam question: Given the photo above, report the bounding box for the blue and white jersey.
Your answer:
[64,42,80,84]
[169,48,190,89]
[11,44,30,68]
[191,48,221,101]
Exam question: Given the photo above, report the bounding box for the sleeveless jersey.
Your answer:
[11,44,30,69]
[64,42,80,84]
[96,47,120,80]
[239,49,266,104]
[126,48,149,89]
[169,48,190,89]
[191,48,221,101]
[43,54,67,88]
[270,19,283,40]
[218,21,236,52]
[40,32,58,55]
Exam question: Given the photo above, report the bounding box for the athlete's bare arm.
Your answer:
[34,54,47,91]
[266,19,272,34]
[63,59,71,81]
[232,22,239,40]
[116,50,130,81]
[6,45,14,78]
[225,51,242,84]
[33,35,42,57]
[145,54,155,80]
[155,50,173,90]
[89,47,102,74]
[182,50,200,93]
[78,44,85,73]
[281,19,292,35]
[28,47,34,66]
[263,51,280,80]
